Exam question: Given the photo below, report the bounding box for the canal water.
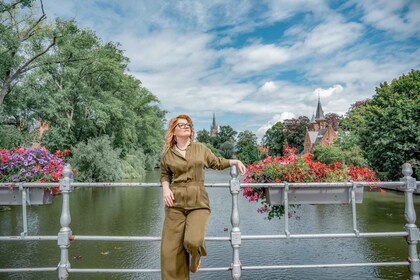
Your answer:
[0,169,419,280]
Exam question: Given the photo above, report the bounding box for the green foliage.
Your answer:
[144,151,162,170]
[0,125,31,149]
[0,0,58,104]
[236,130,259,163]
[237,145,260,164]
[40,127,73,153]
[121,149,146,179]
[283,116,310,152]
[263,121,285,156]
[69,136,123,182]
[196,129,211,144]
[325,113,341,131]
[1,9,165,171]
[313,145,367,167]
[312,146,343,165]
[212,125,238,149]
[334,130,359,150]
[219,141,234,159]
[348,70,420,179]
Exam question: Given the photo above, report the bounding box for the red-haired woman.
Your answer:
[160,114,246,280]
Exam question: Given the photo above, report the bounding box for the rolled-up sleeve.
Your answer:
[204,147,230,170]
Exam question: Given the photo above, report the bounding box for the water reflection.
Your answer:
[0,169,418,279]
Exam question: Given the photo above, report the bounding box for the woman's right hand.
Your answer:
[162,183,174,207]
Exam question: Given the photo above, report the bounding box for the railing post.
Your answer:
[230,165,241,279]
[284,182,290,238]
[351,181,360,237]
[19,183,28,237]
[400,163,420,280]
[58,164,74,280]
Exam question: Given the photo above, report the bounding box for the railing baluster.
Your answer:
[230,165,242,279]
[284,182,290,238]
[351,182,359,237]
[20,184,28,237]
[401,163,420,280]
[58,164,74,280]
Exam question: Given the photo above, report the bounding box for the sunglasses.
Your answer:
[176,123,193,129]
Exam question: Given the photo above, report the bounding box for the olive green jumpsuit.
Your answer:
[160,142,230,280]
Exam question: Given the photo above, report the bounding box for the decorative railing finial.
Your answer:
[402,163,413,178]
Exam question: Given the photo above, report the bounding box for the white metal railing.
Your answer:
[0,163,419,279]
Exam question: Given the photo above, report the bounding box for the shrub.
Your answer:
[0,125,32,149]
[69,136,122,182]
[121,149,146,179]
[40,127,73,153]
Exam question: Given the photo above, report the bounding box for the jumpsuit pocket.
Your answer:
[171,187,183,208]
[198,187,210,209]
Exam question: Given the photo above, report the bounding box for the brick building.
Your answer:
[303,97,337,154]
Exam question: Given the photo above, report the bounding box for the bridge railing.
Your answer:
[0,163,419,279]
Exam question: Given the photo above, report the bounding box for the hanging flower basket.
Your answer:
[264,186,364,206]
[0,147,72,206]
[0,188,53,205]
[243,146,379,220]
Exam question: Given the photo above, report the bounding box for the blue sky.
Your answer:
[42,0,420,140]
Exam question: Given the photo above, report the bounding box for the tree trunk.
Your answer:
[0,84,10,106]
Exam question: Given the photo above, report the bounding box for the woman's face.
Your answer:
[174,118,192,138]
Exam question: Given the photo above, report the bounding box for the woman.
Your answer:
[160,114,246,280]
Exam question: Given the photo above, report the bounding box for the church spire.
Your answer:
[315,94,325,120]
[210,112,218,137]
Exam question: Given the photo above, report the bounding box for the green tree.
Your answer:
[0,0,66,105]
[236,130,259,163]
[69,135,123,182]
[216,125,237,147]
[1,14,165,171]
[313,145,367,167]
[349,70,420,179]
[325,113,341,131]
[263,121,285,156]
[219,141,234,159]
[283,116,310,152]
[196,129,211,144]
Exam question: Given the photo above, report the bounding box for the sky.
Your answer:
[42,0,420,140]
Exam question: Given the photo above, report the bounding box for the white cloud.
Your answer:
[256,112,296,139]
[313,84,344,98]
[265,0,330,22]
[224,44,291,73]
[301,18,364,54]
[354,0,420,39]
[260,81,278,93]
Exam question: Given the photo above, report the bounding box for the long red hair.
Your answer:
[163,114,195,154]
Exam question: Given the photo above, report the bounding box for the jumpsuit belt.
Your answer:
[172,181,204,187]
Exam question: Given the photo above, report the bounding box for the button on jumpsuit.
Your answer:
[160,142,230,280]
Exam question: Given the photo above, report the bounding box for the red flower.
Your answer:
[2,155,8,162]
[243,144,379,219]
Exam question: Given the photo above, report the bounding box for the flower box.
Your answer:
[265,186,364,206]
[0,188,53,205]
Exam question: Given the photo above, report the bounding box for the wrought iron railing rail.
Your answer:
[0,163,419,279]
